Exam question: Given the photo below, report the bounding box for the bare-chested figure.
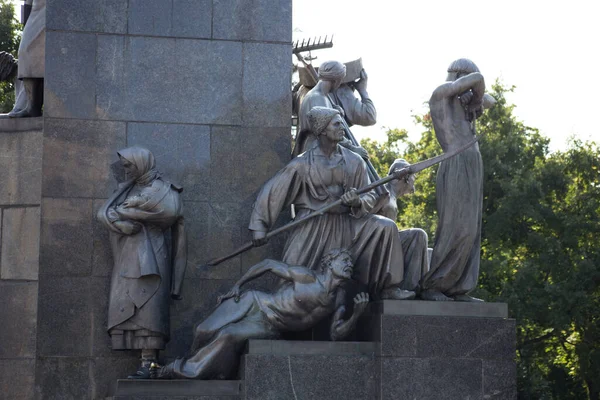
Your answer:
[155,249,369,379]
[420,59,489,302]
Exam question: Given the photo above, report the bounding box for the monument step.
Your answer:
[114,379,242,399]
[371,299,508,318]
[242,340,380,400]
[245,339,377,356]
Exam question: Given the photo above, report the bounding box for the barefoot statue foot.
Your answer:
[453,294,484,302]
[420,290,454,301]
[381,288,416,300]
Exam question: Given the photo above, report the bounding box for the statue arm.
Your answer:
[330,291,370,341]
[236,260,315,288]
[336,85,377,127]
[218,260,315,304]
[431,72,485,101]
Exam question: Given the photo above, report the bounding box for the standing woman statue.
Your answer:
[420,59,491,302]
[97,147,187,378]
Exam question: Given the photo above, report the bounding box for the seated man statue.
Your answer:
[369,159,430,294]
[155,248,369,379]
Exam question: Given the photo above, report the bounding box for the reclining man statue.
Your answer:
[154,248,369,379]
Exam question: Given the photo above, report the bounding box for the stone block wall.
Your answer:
[0,118,43,400]
[37,1,292,398]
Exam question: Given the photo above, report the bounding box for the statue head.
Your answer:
[318,248,354,279]
[307,106,344,142]
[446,58,479,81]
[318,60,346,90]
[117,146,157,182]
[388,159,416,197]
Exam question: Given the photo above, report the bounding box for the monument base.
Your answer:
[360,300,516,400]
[241,340,379,400]
[111,301,516,400]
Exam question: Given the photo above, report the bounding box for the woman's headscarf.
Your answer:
[117,146,160,186]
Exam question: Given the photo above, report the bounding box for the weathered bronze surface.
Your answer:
[97,146,187,377]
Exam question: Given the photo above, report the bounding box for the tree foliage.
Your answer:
[362,83,600,399]
[0,0,21,113]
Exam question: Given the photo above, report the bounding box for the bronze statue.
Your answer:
[369,159,430,294]
[420,59,489,302]
[250,106,415,300]
[293,60,369,160]
[293,59,377,151]
[7,0,45,118]
[155,249,369,379]
[97,146,187,378]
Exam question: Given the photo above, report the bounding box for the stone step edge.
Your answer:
[245,339,378,356]
[115,379,242,397]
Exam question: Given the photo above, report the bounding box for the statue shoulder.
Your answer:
[149,178,184,194]
[340,146,366,167]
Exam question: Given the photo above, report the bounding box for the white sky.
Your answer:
[11,1,597,151]
[294,0,600,151]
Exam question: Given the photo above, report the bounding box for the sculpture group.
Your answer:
[94,56,494,379]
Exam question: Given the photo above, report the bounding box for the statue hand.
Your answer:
[252,230,269,247]
[352,145,369,160]
[114,220,142,235]
[107,207,120,222]
[459,90,473,106]
[355,69,368,93]
[392,166,412,181]
[352,292,370,316]
[217,285,241,305]
[333,104,346,118]
[341,188,361,208]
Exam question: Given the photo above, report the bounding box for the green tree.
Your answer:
[362,83,600,399]
[0,0,21,112]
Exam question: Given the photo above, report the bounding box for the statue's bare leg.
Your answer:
[190,292,255,352]
[160,311,278,379]
[420,289,454,301]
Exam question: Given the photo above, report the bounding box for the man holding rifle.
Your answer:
[250,106,416,300]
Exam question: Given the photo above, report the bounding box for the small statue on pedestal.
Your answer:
[97,146,187,378]
[155,249,369,379]
[0,0,45,118]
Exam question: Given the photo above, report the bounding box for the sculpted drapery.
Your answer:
[98,147,187,350]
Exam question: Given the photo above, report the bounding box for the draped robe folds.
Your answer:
[421,146,483,295]
[369,192,430,292]
[249,146,406,296]
[18,0,45,79]
[98,178,187,350]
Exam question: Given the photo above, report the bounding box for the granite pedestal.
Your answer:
[107,301,514,399]
[361,300,516,400]
[241,301,516,400]
[241,340,379,400]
